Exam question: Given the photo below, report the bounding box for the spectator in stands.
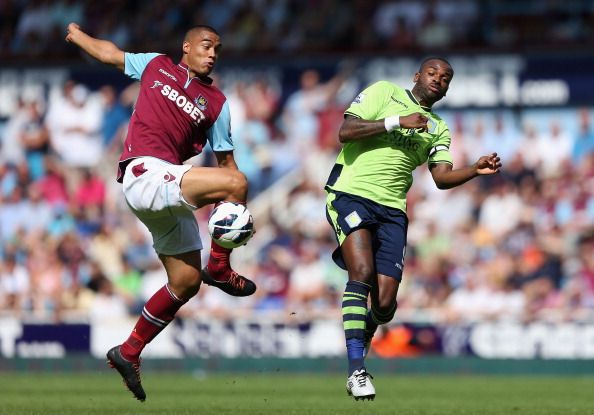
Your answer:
[252,247,291,313]
[73,168,106,210]
[0,253,31,316]
[12,0,53,56]
[518,122,542,171]
[0,181,28,242]
[45,81,103,167]
[572,108,594,166]
[2,1,594,61]
[417,7,455,49]
[537,120,573,178]
[478,181,523,238]
[227,81,274,195]
[98,85,129,153]
[575,232,594,298]
[19,98,50,181]
[20,182,53,235]
[27,243,65,320]
[1,97,29,165]
[36,156,70,208]
[286,243,329,313]
[282,68,348,158]
[490,112,519,164]
[88,275,129,322]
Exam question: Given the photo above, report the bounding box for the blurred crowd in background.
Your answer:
[1,0,594,327]
[2,0,594,62]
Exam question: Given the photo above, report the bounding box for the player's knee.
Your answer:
[170,269,201,299]
[377,293,397,311]
[372,300,398,324]
[226,169,248,200]
[349,263,375,285]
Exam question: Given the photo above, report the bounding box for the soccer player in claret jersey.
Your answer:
[66,23,256,401]
[325,57,502,400]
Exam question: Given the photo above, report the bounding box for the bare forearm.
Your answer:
[338,113,429,143]
[66,24,124,70]
[338,118,386,143]
[432,153,502,189]
[215,151,239,169]
[432,164,478,189]
[440,166,478,189]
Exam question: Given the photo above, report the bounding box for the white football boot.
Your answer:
[346,369,376,401]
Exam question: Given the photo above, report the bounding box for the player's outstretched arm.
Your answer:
[338,113,428,143]
[430,153,501,190]
[65,23,125,71]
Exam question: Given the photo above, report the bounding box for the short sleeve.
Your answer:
[207,100,234,152]
[344,81,392,121]
[124,53,162,80]
[428,127,453,165]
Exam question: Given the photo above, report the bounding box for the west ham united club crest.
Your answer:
[195,95,208,111]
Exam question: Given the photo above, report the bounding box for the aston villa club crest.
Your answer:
[195,95,208,111]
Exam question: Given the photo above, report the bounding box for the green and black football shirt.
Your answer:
[326,80,453,213]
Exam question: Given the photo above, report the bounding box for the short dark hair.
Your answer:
[184,25,219,42]
[419,56,453,74]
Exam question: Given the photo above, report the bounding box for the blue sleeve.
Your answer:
[207,100,234,152]
[124,53,162,79]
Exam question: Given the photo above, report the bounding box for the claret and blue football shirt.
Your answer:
[116,53,233,182]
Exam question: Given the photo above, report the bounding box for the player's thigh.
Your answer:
[341,228,374,274]
[180,166,247,208]
[341,229,376,283]
[374,207,408,282]
[326,191,377,282]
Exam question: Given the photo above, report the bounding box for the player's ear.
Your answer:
[413,72,420,83]
[182,41,190,55]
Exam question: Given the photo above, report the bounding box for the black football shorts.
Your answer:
[325,190,408,281]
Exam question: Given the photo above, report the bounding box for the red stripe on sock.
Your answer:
[120,285,186,361]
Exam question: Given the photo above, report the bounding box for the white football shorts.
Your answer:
[122,157,203,255]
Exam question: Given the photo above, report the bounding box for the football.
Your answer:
[207,202,254,249]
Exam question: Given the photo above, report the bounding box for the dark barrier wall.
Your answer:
[2,319,594,360]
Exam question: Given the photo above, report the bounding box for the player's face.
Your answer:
[413,60,453,105]
[183,29,221,77]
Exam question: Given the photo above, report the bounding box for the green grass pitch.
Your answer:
[1,372,593,415]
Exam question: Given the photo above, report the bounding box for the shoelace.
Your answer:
[356,371,373,387]
[228,271,246,290]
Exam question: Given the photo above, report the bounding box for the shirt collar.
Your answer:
[406,89,431,112]
[177,61,213,86]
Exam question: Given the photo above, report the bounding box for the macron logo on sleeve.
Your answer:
[158,68,177,81]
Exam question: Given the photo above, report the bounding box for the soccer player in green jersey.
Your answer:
[325,57,501,400]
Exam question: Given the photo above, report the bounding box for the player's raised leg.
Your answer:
[180,163,256,296]
[364,276,399,357]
